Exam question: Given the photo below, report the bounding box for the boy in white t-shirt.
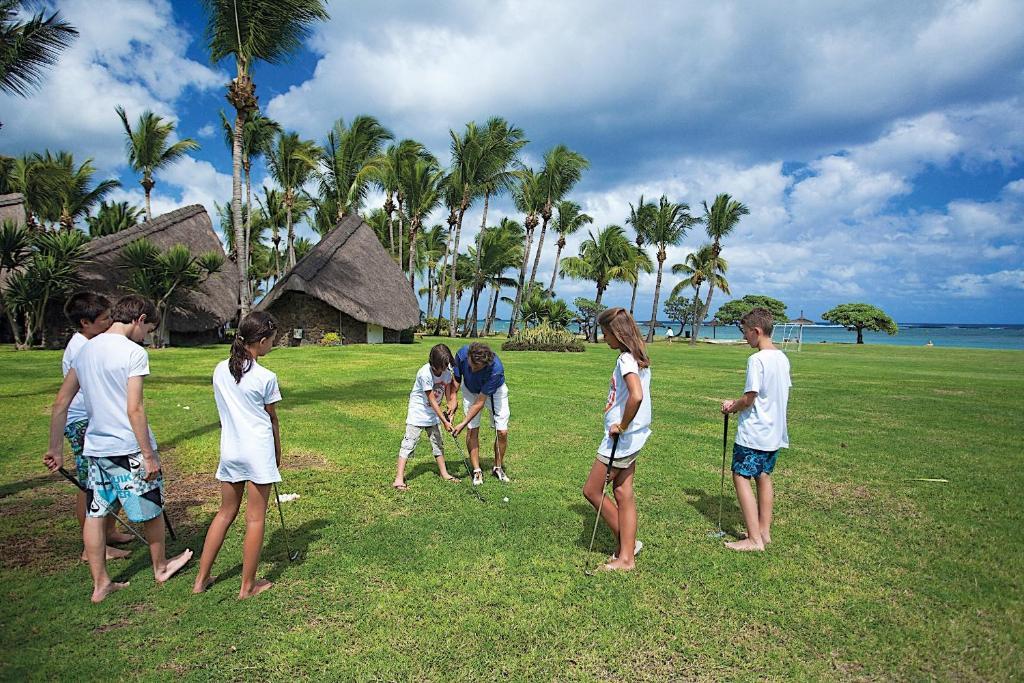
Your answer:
[61,292,135,561]
[721,308,792,552]
[392,344,459,491]
[45,295,193,603]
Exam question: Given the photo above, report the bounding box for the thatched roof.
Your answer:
[78,205,238,333]
[256,213,420,330]
[0,193,25,225]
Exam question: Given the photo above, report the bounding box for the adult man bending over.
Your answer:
[451,342,511,486]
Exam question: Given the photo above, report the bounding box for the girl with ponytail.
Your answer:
[194,312,282,599]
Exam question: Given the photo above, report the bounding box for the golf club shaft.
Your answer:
[717,413,729,532]
[447,428,483,502]
[587,434,619,553]
[273,482,295,559]
[57,467,148,544]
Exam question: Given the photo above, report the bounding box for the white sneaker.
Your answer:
[472,469,484,486]
[492,466,510,483]
[611,540,644,560]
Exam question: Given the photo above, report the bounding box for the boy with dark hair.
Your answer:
[451,342,511,486]
[721,307,791,552]
[61,292,133,560]
[45,294,192,602]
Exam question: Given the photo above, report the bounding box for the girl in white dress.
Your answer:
[194,312,282,599]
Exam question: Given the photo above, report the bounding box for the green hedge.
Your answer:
[502,323,585,352]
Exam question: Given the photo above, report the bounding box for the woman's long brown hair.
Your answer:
[597,307,650,369]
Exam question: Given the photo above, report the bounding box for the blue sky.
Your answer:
[2,0,1022,323]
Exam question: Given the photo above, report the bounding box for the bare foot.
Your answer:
[441,474,460,483]
[155,549,193,583]
[762,534,772,545]
[192,575,216,594]
[725,538,764,552]
[392,481,409,491]
[91,580,129,604]
[108,531,135,544]
[239,579,273,600]
[596,559,635,572]
[81,546,132,562]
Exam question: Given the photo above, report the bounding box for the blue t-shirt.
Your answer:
[453,345,505,395]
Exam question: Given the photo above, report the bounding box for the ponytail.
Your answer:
[229,311,279,383]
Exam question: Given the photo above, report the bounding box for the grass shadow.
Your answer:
[682,487,742,537]
[264,518,329,581]
[0,473,59,499]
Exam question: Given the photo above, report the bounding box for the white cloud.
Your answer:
[197,124,216,139]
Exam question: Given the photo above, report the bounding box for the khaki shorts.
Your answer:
[398,424,444,459]
[596,450,639,469]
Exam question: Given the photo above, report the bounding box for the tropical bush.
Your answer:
[502,321,584,352]
[319,331,342,346]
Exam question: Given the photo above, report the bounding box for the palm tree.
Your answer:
[0,1,77,100]
[201,0,329,316]
[483,217,523,336]
[643,195,695,341]
[399,157,445,290]
[558,224,632,342]
[462,216,523,336]
[506,167,543,334]
[431,179,463,335]
[528,145,589,288]
[31,151,119,231]
[621,243,654,318]
[86,200,143,237]
[548,200,592,295]
[369,138,428,263]
[316,115,393,221]
[691,193,748,344]
[671,244,729,340]
[625,195,654,316]
[4,153,63,229]
[265,130,319,270]
[256,187,286,276]
[219,109,280,285]
[309,194,340,238]
[418,224,447,321]
[116,106,200,221]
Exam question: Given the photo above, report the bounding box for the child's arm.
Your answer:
[126,375,159,480]
[427,390,453,432]
[446,377,460,422]
[454,393,486,435]
[43,370,80,472]
[609,372,643,436]
[722,392,756,415]
[265,402,282,467]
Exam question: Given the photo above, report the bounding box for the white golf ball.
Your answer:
[503,496,509,502]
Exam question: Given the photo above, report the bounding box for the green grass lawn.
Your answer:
[0,339,1021,680]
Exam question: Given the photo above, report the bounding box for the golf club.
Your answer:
[446,427,484,503]
[583,434,618,576]
[56,467,148,544]
[273,482,300,561]
[708,413,729,538]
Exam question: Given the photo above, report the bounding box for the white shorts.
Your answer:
[398,424,444,459]
[462,383,510,431]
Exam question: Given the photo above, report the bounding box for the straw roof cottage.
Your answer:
[0,193,25,225]
[76,205,238,344]
[256,213,419,345]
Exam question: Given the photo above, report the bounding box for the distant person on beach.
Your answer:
[665,327,675,343]
[451,342,511,485]
[720,307,791,552]
[44,295,193,602]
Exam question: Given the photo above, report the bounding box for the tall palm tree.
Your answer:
[671,244,729,340]
[370,139,430,263]
[558,224,632,342]
[265,130,319,270]
[418,224,447,320]
[116,106,199,221]
[256,187,286,276]
[643,195,695,341]
[691,193,748,344]
[399,157,445,290]
[32,151,119,231]
[547,200,592,295]
[506,167,543,333]
[86,200,143,237]
[0,1,77,100]
[625,195,654,316]
[431,178,463,334]
[316,115,393,221]
[621,243,654,318]
[201,0,329,316]
[528,145,589,288]
[462,216,523,336]
[483,217,523,336]
[4,153,62,229]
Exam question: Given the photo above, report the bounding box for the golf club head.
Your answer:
[707,529,727,538]
[288,550,300,562]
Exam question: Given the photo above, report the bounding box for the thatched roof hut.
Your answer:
[0,193,25,226]
[78,205,238,343]
[256,213,419,345]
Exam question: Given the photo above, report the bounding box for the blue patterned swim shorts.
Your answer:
[732,443,779,478]
[85,453,165,523]
[63,419,89,487]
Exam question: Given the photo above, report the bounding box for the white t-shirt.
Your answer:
[213,359,282,484]
[73,333,158,457]
[735,349,792,452]
[406,363,452,426]
[599,352,652,458]
[63,332,89,426]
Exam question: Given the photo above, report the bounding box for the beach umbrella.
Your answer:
[791,310,814,351]
[708,318,722,339]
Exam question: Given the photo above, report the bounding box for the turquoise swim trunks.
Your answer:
[85,453,165,523]
[63,419,89,487]
[732,443,779,478]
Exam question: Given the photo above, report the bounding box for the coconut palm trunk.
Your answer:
[142,176,154,221]
[592,286,605,343]
[528,210,550,287]
[483,285,497,335]
[507,218,535,333]
[244,161,252,297]
[407,219,419,289]
[426,266,434,318]
[691,283,716,345]
[285,196,295,270]
[447,192,470,336]
[646,249,667,342]
[548,238,565,294]
[232,109,248,316]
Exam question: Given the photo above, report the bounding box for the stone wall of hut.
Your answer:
[265,291,384,345]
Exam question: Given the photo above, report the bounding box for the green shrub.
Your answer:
[320,331,343,346]
[502,322,585,352]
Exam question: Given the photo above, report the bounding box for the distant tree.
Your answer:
[663,294,692,336]
[559,225,632,342]
[822,303,898,344]
[265,130,319,269]
[119,238,224,347]
[691,193,748,345]
[716,295,789,326]
[116,106,200,220]
[86,200,143,237]
[547,200,592,295]
[573,297,606,342]
[0,1,77,104]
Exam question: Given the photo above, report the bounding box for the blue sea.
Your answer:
[484,320,1024,350]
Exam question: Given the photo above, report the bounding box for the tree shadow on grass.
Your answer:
[0,473,59,499]
[682,487,743,538]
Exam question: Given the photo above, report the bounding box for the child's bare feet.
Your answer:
[155,549,193,583]
[596,558,635,572]
[91,580,129,603]
[441,474,460,483]
[192,576,216,594]
[392,480,409,491]
[762,533,772,545]
[239,579,273,600]
[725,538,765,552]
[82,546,132,562]
[108,531,134,544]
